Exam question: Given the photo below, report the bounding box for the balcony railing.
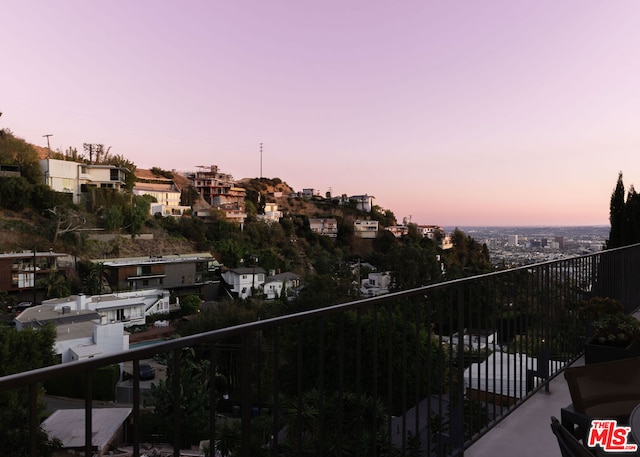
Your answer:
[3,244,640,456]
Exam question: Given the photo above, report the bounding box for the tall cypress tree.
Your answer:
[608,172,626,248]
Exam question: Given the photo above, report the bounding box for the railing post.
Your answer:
[241,334,252,457]
[29,383,37,457]
[133,359,140,457]
[209,345,217,457]
[85,370,93,457]
[173,349,181,457]
[450,285,466,454]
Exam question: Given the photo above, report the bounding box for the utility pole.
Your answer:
[259,143,263,178]
[43,134,53,156]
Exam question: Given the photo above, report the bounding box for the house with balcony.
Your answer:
[385,225,409,238]
[133,169,190,217]
[354,220,379,239]
[0,250,73,303]
[14,302,127,363]
[257,202,283,224]
[189,165,247,224]
[221,267,266,299]
[39,158,127,204]
[95,253,220,298]
[309,218,338,238]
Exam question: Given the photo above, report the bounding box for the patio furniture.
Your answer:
[561,356,640,442]
[550,416,598,457]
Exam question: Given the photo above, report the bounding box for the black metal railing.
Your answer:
[3,244,640,457]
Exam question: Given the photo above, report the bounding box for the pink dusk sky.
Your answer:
[3,1,640,227]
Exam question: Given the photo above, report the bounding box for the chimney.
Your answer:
[77,294,87,310]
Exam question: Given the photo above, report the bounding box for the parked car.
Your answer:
[10,302,33,313]
[139,363,155,380]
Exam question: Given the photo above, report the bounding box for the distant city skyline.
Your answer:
[3,1,640,226]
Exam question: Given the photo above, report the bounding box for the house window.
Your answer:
[143,279,149,286]
[117,309,125,320]
[136,265,151,275]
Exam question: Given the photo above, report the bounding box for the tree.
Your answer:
[608,172,626,248]
[180,294,201,315]
[46,206,86,243]
[0,176,31,211]
[37,269,71,300]
[102,205,125,231]
[81,262,109,295]
[0,324,61,456]
[125,195,150,237]
[144,347,211,447]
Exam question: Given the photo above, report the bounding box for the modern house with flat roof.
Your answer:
[0,250,73,303]
[354,220,379,239]
[39,158,127,204]
[95,253,221,298]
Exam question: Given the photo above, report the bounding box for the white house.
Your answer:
[309,218,338,238]
[15,304,129,363]
[360,271,391,296]
[40,158,127,204]
[256,202,283,224]
[263,272,301,300]
[385,225,409,238]
[34,289,171,328]
[221,267,266,299]
[349,194,374,212]
[354,220,379,239]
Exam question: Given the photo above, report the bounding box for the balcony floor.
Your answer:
[465,359,580,457]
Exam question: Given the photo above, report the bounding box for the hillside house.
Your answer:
[30,289,171,328]
[133,169,190,217]
[95,253,220,297]
[263,272,301,300]
[221,267,266,299]
[0,250,73,303]
[257,202,283,224]
[39,158,127,204]
[349,194,374,212]
[15,300,129,363]
[189,165,247,223]
[354,220,379,239]
[360,271,392,296]
[385,225,409,238]
[309,218,338,238]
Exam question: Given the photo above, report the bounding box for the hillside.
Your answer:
[0,132,389,266]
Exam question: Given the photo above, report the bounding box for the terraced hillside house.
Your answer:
[94,253,220,298]
[39,158,127,204]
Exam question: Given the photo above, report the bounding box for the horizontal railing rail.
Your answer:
[2,244,640,456]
